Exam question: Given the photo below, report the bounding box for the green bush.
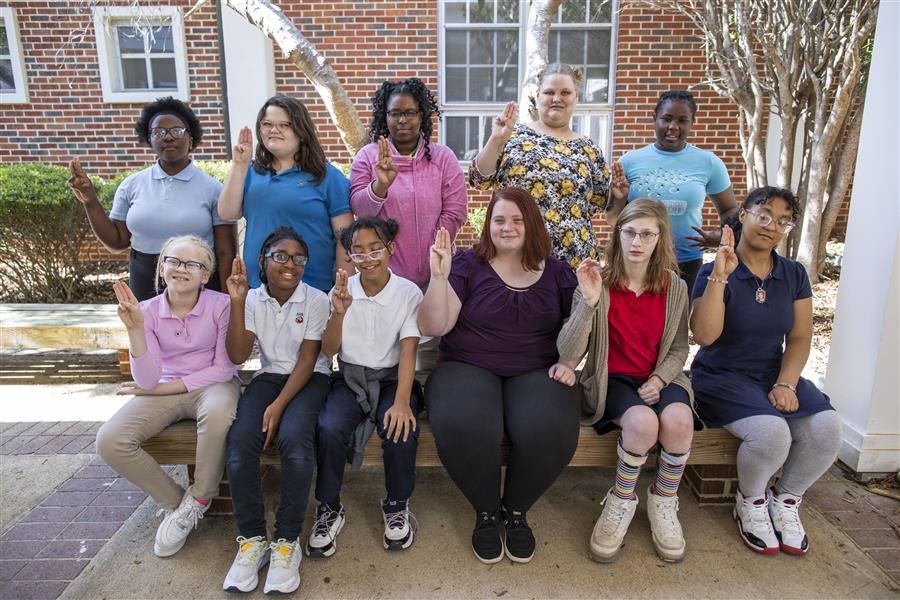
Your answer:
[0,163,118,302]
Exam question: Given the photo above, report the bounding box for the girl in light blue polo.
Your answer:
[218,95,353,292]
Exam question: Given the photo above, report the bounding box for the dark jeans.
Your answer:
[425,361,581,514]
[314,378,423,505]
[129,248,223,302]
[226,372,329,540]
[678,258,703,294]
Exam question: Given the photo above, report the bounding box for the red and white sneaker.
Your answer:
[733,490,779,555]
[768,488,809,555]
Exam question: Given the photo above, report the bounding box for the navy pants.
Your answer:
[314,378,422,505]
[226,372,329,540]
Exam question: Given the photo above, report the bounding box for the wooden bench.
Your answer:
[142,419,740,467]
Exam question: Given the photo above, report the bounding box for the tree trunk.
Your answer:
[223,0,367,156]
[519,0,563,121]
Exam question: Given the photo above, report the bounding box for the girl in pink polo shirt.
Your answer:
[96,234,239,559]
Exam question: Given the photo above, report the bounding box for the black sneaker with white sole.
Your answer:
[472,509,504,564]
[502,507,535,563]
[306,503,345,558]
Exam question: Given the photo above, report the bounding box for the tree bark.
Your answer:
[223,0,367,156]
[519,0,563,121]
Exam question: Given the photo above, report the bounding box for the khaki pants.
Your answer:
[96,380,240,510]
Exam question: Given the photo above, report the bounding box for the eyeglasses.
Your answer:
[348,247,388,263]
[149,127,188,141]
[265,251,308,266]
[619,228,660,243]
[260,121,293,133]
[386,110,421,121]
[162,256,207,273]
[744,209,795,232]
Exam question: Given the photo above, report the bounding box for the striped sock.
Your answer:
[613,441,648,500]
[651,448,689,497]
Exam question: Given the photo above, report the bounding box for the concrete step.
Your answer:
[1,304,128,350]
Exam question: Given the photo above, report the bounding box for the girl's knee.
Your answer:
[95,422,135,463]
[659,404,694,439]
[742,417,792,461]
[621,406,660,439]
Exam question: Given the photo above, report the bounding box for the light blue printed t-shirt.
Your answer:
[620,143,730,262]
[109,160,229,254]
[241,162,350,291]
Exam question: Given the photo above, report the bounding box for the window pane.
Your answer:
[584,67,608,103]
[559,30,585,66]
[469,1,495,23]
[0,21,9,55]
[469,67,493,101]
[117,27,145,53]
[444,2,466,23]
[470,30,493,65]
[467,118,478,154]
[446,31,467,64]
[148,26,173,53]
[121,57,149,89]
[445,116,468,159]
[589,0,613,23]
[548,31,559,63]
[496,66,517,101]
[561,0,587,23]
[587,30,611,66]
[0,59,14,91]
[497,29,517,64]
[497,0,518,23]
[151,58,177,89]
[446,67,467,102]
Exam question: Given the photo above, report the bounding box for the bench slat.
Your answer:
[141,420,738,467]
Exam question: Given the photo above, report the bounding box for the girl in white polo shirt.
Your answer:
[221,227,331,595]
[307,217,423,557]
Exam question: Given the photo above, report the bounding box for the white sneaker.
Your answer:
[381,499,416,551]
[768,488,809,555]
[223,536,269,593]
[306,503,345,558]
[154,493,209,557]
[264,538,302,595]
[589,489,638,563]
[733,490,779,555]
[646,486,685,562]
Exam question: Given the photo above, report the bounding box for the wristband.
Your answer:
[707,275,728,285]
[772,382,796,393]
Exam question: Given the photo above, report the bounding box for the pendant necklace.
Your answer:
[752,268,772,304]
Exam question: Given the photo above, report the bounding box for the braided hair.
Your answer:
[369,78,440,162]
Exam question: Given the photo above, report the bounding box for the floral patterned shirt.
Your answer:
[469,123,610,269]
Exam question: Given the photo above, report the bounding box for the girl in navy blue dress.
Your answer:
[690,186,841,557]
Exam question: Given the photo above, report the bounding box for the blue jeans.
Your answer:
[226,372,329,540]
[314,378,422,505]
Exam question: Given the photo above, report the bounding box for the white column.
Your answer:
[221,2,276,151]
[825,1,900,474]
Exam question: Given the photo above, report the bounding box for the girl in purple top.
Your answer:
[96,235,239,559]
[419,187,581,565]
[350,78,468,287]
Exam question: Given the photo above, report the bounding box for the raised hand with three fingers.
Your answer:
[331,268,353,315]
[373,137,398,195]
[113,281,143,330]
[608,160,630,203]
[490,101,518,146]
[233,126,254,166]
[711,224,739,280]
[429,227,453,280]
[575,258,603,307]
[67,159,99,205]
[226,256,249,304]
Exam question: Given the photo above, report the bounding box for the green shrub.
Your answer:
[0,163,117,302]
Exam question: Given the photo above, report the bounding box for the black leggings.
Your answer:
[678,258,703,294]
[425,361,581,514]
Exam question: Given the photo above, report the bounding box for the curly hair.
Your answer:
[339,217,400,252]
[134,96,203,148]
[253,95,327,184]
[258,226,309,285]
[729,186,801,243]
[654,90,698,119]
[368,78,440,162]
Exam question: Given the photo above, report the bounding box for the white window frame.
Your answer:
[0,7,29,104]
[438,0,618,163]
[93,6,189,103]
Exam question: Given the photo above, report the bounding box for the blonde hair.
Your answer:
[155,235,215,293]
[601,199,677,294]
[537,62,584,94]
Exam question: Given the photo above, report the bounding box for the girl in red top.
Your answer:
[556,199,694,563]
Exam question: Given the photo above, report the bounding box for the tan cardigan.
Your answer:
[557,270,694,426]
